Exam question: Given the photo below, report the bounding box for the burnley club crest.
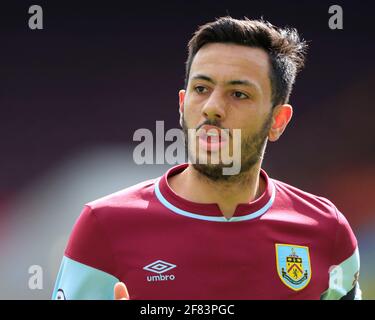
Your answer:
[275,244,311,291]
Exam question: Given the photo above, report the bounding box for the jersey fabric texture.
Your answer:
[52,163,361,300]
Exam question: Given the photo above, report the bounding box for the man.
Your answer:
[52,17,361,300]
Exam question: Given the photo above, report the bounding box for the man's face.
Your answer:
[180,43,274,181]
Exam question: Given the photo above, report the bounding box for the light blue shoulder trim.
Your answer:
[52,256,119,300]
[321,247,361,300]
[154,178,276,222]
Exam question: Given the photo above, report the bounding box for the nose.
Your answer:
[201,91,226,121]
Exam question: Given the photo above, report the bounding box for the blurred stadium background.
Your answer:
[0,0,374,299]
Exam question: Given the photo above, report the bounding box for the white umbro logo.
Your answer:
[143,260,177,282]
[143,260,176,274]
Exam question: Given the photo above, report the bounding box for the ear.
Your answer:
[268,104,293,142]
[178,89,185,127]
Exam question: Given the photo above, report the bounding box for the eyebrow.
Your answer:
[191,74,260,93]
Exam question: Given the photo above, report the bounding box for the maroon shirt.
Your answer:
[53,163,361,300]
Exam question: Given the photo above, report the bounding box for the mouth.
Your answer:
[196,125,229,152]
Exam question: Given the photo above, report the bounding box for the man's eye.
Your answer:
[232,91,249,99]
[194,86,208,94]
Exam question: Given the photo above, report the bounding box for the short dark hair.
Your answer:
[185,16,308,107]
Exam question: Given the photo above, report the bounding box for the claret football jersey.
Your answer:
[52,163,361,300]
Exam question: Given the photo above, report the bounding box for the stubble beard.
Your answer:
[182,112,273,183]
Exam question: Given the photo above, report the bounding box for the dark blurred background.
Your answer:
[0,0,374,299]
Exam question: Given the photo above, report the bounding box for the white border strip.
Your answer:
[154,178,276,222]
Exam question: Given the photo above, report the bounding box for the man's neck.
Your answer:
[168,163,265,219]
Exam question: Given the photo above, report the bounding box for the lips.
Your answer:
[196,125,229,151]
[198,125,228,141]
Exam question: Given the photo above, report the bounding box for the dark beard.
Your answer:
[182,113,273,182]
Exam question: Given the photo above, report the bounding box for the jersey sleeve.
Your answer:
[52,205,119,300]
[320,208,361,300]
